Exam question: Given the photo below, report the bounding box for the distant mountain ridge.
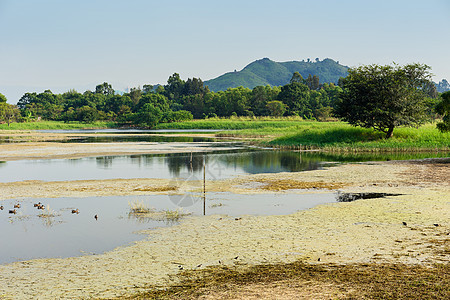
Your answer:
[204,58,349,91]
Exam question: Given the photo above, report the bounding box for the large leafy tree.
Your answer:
[436,91,450,132]
[0,93,7,103]
[0,102,20,125]
[334,63,434,138]
[95,82,115,96]
[277,82,310,116]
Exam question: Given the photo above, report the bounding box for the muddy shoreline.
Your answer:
[0,136,449,299]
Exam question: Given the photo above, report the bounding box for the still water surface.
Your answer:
[1,147,448,183]
[0,150,330,182]
[0,192,337,264]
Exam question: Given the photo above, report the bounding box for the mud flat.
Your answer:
[0,138,448,299]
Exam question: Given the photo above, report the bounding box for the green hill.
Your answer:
[204,58,349,91]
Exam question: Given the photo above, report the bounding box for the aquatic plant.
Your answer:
[128,200,152,214]
[38,205,60,218]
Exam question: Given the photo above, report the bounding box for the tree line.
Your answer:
[1,72,344,127]
[0,64,448,136]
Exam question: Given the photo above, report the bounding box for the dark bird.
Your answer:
[9,209,16,214]
[318,258,321,261]
[71,209,79,214]
[13,204,20,209]
[94,214,98,220]
[196,264,202,268]
[433,224,439,227]
[0,206,3,210]
[37,205,45,210]
[402,222,407,226]
[234,256,239,260]
[178,265,183,270]
[34,202,42,207]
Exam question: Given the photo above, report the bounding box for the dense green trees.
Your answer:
[0,93,7,103]
[334,63,435,138]
[0,93,21,125]
[436,91,450,132]
[7,73,346,127]
[7,64,444,130]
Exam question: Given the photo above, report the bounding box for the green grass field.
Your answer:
[154,116,308,130]
[1,118,448,152]
[155,117,449,152]
[0,120,116,130]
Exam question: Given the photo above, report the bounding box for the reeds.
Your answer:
[37,205,60,218]
[128,200,191,223]
[128,200,152,214]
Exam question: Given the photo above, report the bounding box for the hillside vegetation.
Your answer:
[205,58,349,91]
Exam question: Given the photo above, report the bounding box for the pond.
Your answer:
[0,130,447,264]
[0,147,448,183]
[0,192,340,264]
[0,190,405,264]
[0,150,330,182]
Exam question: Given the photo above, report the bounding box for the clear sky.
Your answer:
[1,0,449,103]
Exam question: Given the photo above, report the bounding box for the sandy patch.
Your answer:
[0,141,241,161]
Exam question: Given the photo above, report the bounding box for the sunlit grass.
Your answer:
[0,120,116,130]
[154,116,309,130]
[268,123,450,151]
[156,118,449,151]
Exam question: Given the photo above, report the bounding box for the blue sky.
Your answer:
[1,0,449,103]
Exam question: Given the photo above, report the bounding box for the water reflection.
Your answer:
[0,149,448,183]
[0,192,338,264]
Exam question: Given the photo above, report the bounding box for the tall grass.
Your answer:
[154,116,308,130]
[156,118,449,152]
[268,123,450,152]
[0,120,116,130]
[2,118,448,152]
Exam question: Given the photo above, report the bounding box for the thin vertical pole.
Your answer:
[203,154,206,216]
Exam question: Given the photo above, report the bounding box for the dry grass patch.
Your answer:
[260,179,346,191]
[133,185,177,192]
[125,261,450,300]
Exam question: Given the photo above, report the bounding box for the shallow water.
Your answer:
[0,192,337,264]
[1,147,448,183]
[0,150,327,182]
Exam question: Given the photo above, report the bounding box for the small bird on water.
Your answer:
[94,214,98,220]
